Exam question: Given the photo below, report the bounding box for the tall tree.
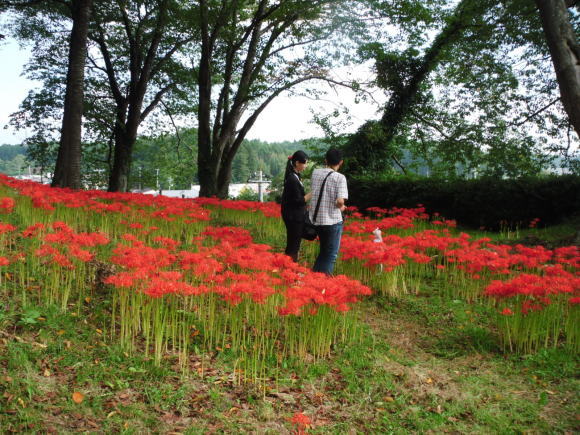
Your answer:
[88,0,198,192]
[195,0,357,198]
[51,0,92,189]
[535,0,580,138]
[7,0,199,192]
[343,0,488,174]
[3,0,92,189]
[342,0,579,177]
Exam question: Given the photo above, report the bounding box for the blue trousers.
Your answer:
[312,222,343,275]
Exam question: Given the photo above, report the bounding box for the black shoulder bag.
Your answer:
[302,171,334,241]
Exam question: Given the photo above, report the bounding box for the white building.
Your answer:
[138,183,270,199]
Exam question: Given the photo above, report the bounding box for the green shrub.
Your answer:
[348,175,580,230]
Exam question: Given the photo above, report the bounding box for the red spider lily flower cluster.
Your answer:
[529,217,541,228]
[342,221,578,280]
[0,197,15,214]
[193,196,281,218]
[34,221,110,268]
[0,222,17,235]
[290,412,311,434]
[105,226,371,312]
[0,175,211,224]
[484,264,580,313]
[339,207,579,320]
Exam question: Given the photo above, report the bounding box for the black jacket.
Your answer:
[281,172,306,221]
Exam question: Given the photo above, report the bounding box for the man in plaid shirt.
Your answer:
[309,148,348,275]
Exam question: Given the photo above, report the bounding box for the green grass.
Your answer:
[1,281,578,433]
[0,215,578,432]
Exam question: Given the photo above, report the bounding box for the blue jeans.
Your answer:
[313,222,343,275]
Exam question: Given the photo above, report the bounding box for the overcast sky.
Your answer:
[0,39,383,146]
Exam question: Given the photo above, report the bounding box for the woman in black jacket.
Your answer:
[281,150,311,262]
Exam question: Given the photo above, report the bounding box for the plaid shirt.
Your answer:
[309,168,348,226]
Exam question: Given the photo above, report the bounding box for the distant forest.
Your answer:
[0,145,28,176]
[0,134,308,190]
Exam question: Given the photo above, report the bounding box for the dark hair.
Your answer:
[325,148,342,166]
[284,150,309,181]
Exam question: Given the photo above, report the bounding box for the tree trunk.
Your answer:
[51,0,92,189]
[107,124,136,192]
[197,2,218,198]
[535,0,580,138]
[216,149,235,199]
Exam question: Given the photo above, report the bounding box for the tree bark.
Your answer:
[107,121,137,192]
[51,0,92,189]
[197,0,218,197]
[535,0,580,138]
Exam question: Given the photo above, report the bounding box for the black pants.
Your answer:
[283,218,304,262]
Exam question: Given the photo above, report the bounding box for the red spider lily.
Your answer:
[68,244,94,262]
[290,412,311,434]
[529,217,540,228]
[179,251,225,277]
[0,256,10,266]
[202,226,254,247]
[553,246,580,268]
[501,308,513,316]
[22,223,46,238]
[121,234,145,246]
[110,244,177,270]
[0,197,15,213]
[0,223,16,235]
[484,265,580,302]
[194,196,281,218]
[153,236,181,251]
[279,272,372,315]
[104,271,141,288]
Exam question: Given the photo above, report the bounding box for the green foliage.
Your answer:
[341,0,579,179]
[233,186,259,202]
[348,174,580,229]
[130,129,306,190]
[0,152,27,176]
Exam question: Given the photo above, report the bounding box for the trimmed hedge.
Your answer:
[347,175,580,230]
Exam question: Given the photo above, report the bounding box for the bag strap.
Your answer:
[312,171,334,223]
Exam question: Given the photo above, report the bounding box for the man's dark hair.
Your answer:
[325,148,342,166]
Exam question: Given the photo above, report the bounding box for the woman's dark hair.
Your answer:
[284,150,309,181]
[325,148,342,166]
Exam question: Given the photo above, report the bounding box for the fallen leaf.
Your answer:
[270,392,296,404]
[43,369,51,377]
[72,392,85,404]
[87,420,99,428]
